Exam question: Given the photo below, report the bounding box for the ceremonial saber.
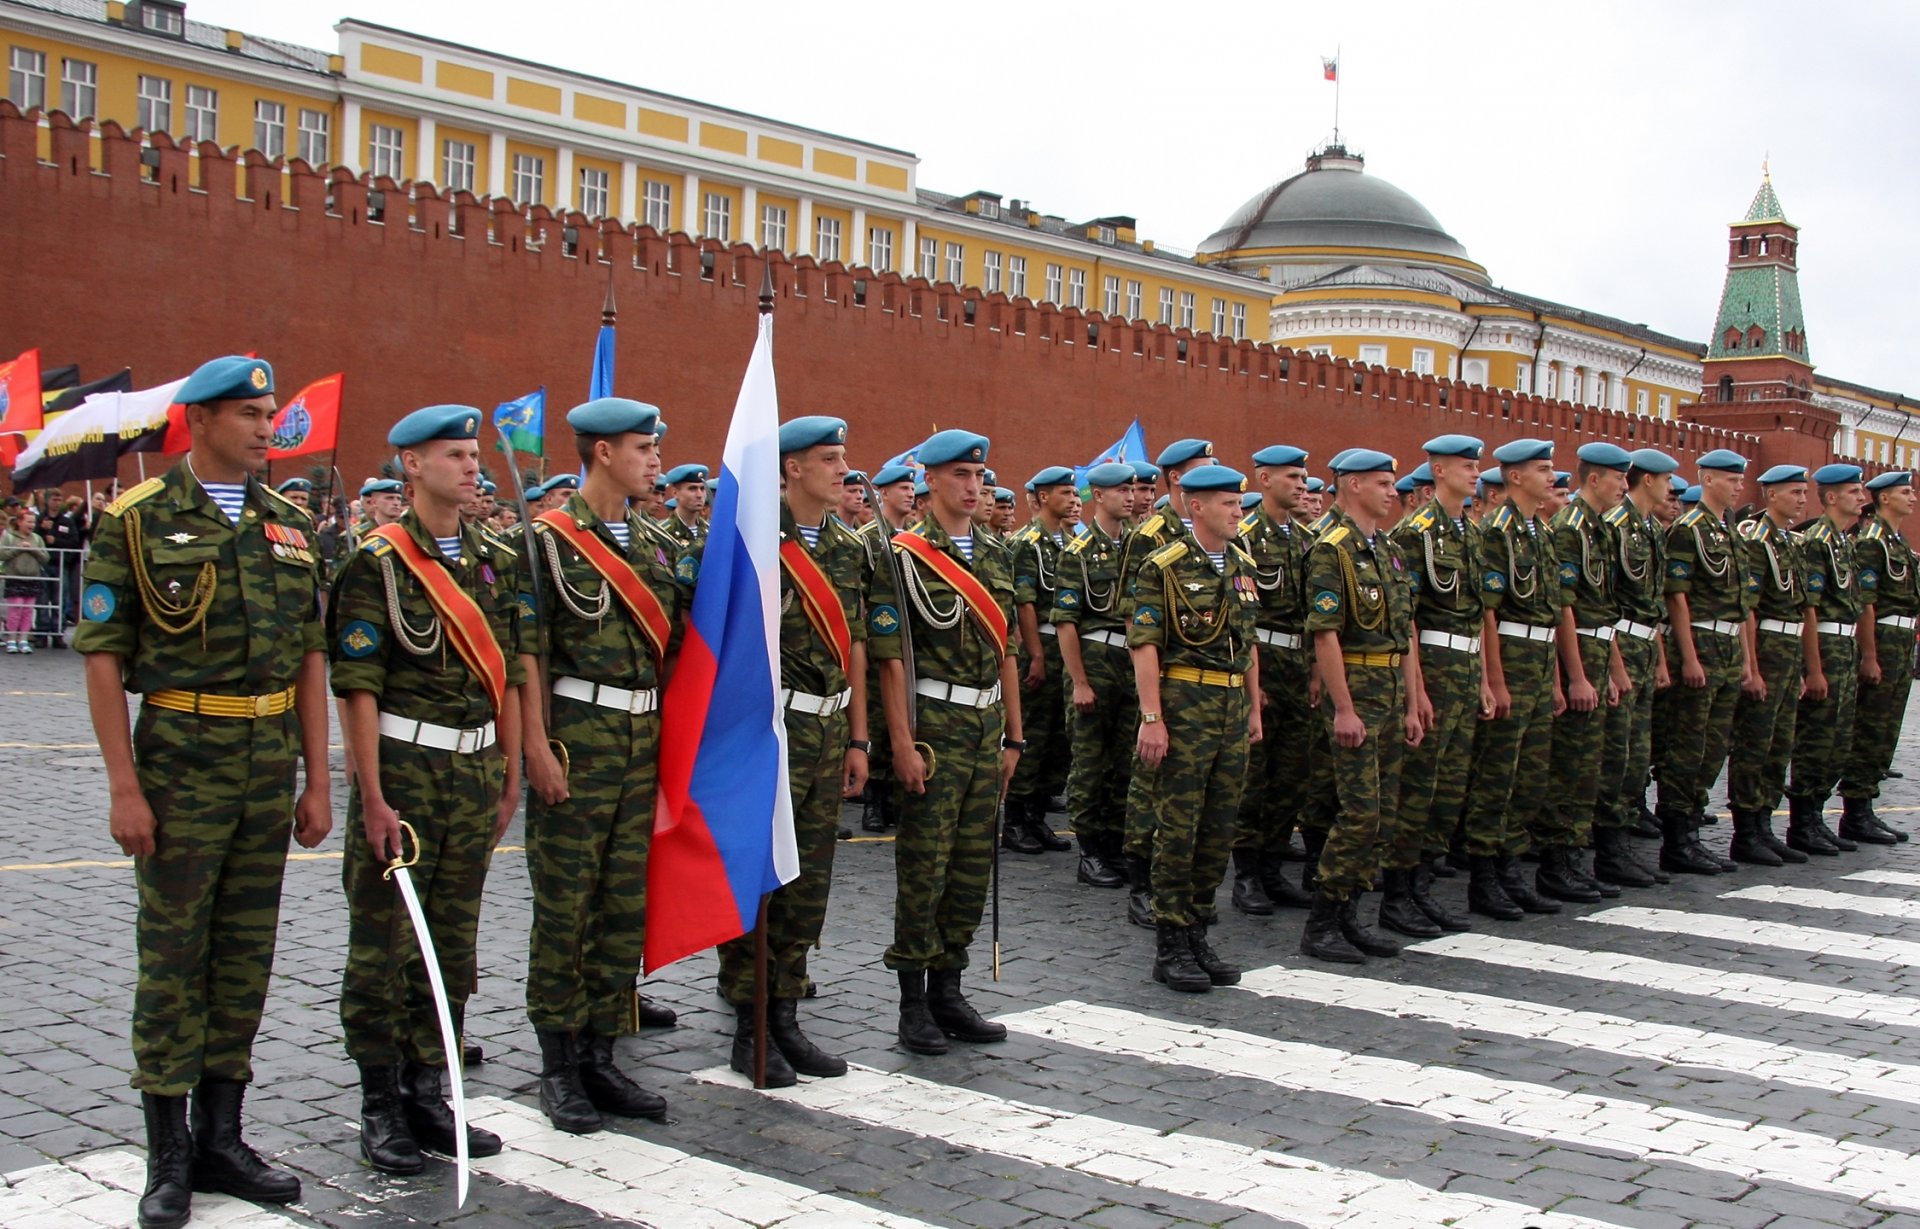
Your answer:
[383,821,469,1208]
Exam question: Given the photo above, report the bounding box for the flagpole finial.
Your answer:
[601,259,618,327]
[758,262,775,316]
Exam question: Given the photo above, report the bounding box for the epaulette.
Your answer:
[1564,504,1587,529]
[1859,520,1885,541]
[361,535,395,557]
[1738,518,1769,541]
[259,484,314,522]
[1066,528,1092,553]
[1488,505,1516,530]
[1133,513,1166,540]
[1407,507,1438,534]
[1676,507,1705,529]
[478,528,517,560]
[1147,539,1189,568]
[104,477,164,517]
[1238,512,1259,535]
[1014,524,1042,544]
[1603,504,1629,527]
[1307,511,1336,534]
[1804,520,1833,542]
[1229,543,1256,569]
[1321,525,1352,549]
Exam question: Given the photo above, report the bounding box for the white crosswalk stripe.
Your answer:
[1583,904,1920,965]
[1721,884,1920,920]
[1412,932,1920,1027]
[690,1065,1636,1229]
[1234,965,1920,1105]
[1846,869,1920,888]
[0,1149,304,1228]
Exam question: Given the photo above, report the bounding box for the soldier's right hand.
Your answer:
[362,798,405,863]
[1071,679,1096,712]
[1803,669,1829,702]
[1682,657,1707,689]
[109,789,159,857]
[1136,719,1169,766]
[526,742,570,805]
[1332,708,1367,748]
[896,745,929,795]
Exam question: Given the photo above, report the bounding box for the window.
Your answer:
[184,85,216,141]
[1359,344,1387,367]
[982,250,1002,293]
[441,139,476,193]
[137,75,172,133]
[1210,298,1227,336]
[8,48,45,111]
[1095,224,1116,245]
[1158,287,1175,325]
[1043,263,1062,304]
[642,179,672,231]
[1103,276,1121,316]
[1657,393,1672,419]
[1461,357,1487,384]
[1178,292,1195,330]
[1635,388,1649,415]
[59,57,95,118]
[1006,255,1027,298]
[977,198,1000,219]
[918,236,937,278]
[1068,269,1087,308]
[815,215,841,262]
[701,191,731,242]
[368,124,405,178]
[1513,361,1531,394]
[252,100,285,158]
[297,109,329,165]
[1543,367,1557,398]
[511,153,545,204]
[578,167,610,217]
[944,242,963,284]
[1126,280,1142,320]
[1411,347,1435,376]
[759,204,788,251]
[139,3,185,34]
[868,226,893,271]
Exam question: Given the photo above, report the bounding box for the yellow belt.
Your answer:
[1342,651,1403,668]
[146,686,297,719]
[1162,665,1246,688]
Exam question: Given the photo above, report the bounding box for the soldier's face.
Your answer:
[595,432,659,499]
[1432,456,1478,501]
[1508,459,1553,502]
[370,493,404,524]
[1883,486,1916,519]
[1588,468,1629,511]
[193,395,278,476]
[408,440,480,506]
[928,462,984,520]
[839,484,865,520]
[1041,485,1077,521]
[285,489,309,510]
[881,482,915,518]
[1766,482,1807,522]
[1346,471,1397,522]
[1825,482,1867,519]
[1700,469,1739,510]
[787,444,848,507]
[1189,490,1243,541]
[1259,465,1308,511]
[1130,482,1153,516]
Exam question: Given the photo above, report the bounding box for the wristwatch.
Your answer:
[847,739,872,754]
[1002,737,1028,752]
[1140,711,1162,724]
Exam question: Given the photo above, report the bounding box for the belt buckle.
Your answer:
[252,694,272,719]
[631,690,649,714]
[456,727,479,754]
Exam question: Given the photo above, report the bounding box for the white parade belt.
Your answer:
[1417,629,1478,655]
[779,687,853,715]
[1496,621,1555,643]
[1255,628,1303,651]
[553,676,659,714]
[378,713,497,754]
[915,678,1002,709]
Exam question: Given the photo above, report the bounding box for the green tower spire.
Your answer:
[1706,165,1809,366]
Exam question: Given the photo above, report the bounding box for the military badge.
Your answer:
[517,592,538,621]
[869,604,901,635]
[1056,589,1080,610]
[676,555,699,583]
[165,532,197,545]
[1134,605,1160,627]
[1861,567,1880,591]
[1313,590,1340,614]
[1806,572,1825,593]
[339,619,381,658]
[1484,572,1506,593]
[1559,562,1578,585]
[248,365,269,390]
[1668,560,1691,579]
[82,583,115,622]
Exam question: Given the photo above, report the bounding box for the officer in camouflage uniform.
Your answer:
[1231,444,1316,916]
[856,463,918,833]
[1298,449,1420,963]
[1839,470,1918,842]
[1787,463,1872,850]
[1129,465,1262,991]
[866,430,1023,1056]
[1655,449,1754,874]
[79,357,329,1229]
[1384,434,1491,937]
[330,404,524,1176]
[1004,466,1079,854]
[1129,461,1161,522]
[659,463,710,549]
[1052,462,1136,889]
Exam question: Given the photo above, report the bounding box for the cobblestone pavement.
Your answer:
[3,647,1920,1228]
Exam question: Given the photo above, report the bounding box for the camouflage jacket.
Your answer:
[1738,515,1808,623]
[1550,494,1620,630]
[1128,536,1259,673]
[1856,513,1919,619]
[1237,503,1311,636]
[1479,503,1565,629]
[1390,497,1489,638]
[1304,505,1413,654]
[523,492,687,692]
[1665,505,1750,624]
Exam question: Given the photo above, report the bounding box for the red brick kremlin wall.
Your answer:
[2,106,1820,495]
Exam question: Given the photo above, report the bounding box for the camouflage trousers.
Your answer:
[1316,660,1406,900]
[1728,627,1804,813]
[1539,633,1616,850]
[130,707,298,1095]
[1008,631,1069,806]
[1064,635,1135,842]
[719,707,847,1002]
[1390,639,1480,869]
[1841,627,1916,800]
[1596,629,1660,830]
[1302,701,1339,834]
[1141,676,1250,925]
[1654,627,1743,820]
[1787,634,1859,806]
[1235,643,1313,853]
[524,698,658,1035]
[1463,635,1555,858]
[884,694,1004,972]
[341,736,502,1066]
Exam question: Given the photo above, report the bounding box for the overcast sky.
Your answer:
[192,0,1920,397]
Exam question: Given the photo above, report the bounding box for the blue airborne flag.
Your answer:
[494,387,546,456]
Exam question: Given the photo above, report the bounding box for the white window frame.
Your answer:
[815,214,842,262]
[977,198,1000,219]
[1126,280,1143,320]
[1635,387,1649,415]
[982,250,1002,294]
[701,191,731,242]
[868,226,893,272]
[642,179,672,231]
[1178,292,1196,330]
[1043,263,1063,305]
[511,152,546,205]
[1230,303,1248,340]
[297,108,329,165]
[1359,344,1387,367]
[1006,255,1027,298]
[59,57,94,118]
[140,3,184,34]
[759,203,788,251]
[918,236,938,279]
[1512,361,1531,395]
[578,166,610,217]
[1158,287,1175,325]
[368,123,406,179]
[1657,393,1672,419]
[8,47,46,111]
[1210,297,1227,336]
[1068,268,1087,309]
[183,84,217,142]
[943,241,963,285]
[252,99,285,159]
[1411,347,1435,376]
[1102,275,1121,316]
[441,139,476,194]
[137,74,172,134]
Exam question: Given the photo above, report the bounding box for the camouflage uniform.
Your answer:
[76,468,322,1094]
[1728,516,1806,816]
[1236,504,1314,861]
[329,510,524,1067]
[1052,521,1135,850]
[1786,516,1863,809]
[1118,509,1193,861]
[856,520,900,823]
[1596,502,1667,834]
[1655,505,1750,825]
[1842,513,1919,801]
[1006,521,1071,815]
[1540,494,1620,852]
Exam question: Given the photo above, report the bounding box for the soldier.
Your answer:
[1299,449,1421,962]
[1231,444,1315,915]
[330,404,524,1175]
[1533,443,1635,902]
[839,470,871,527]
[1129,461,1160,522]
[79,356,329,1229]
[1004,466,1079,855]
[1654,449,1755,873]
[1473,470,1506,525]
[1052,462,1137,889]
[1383,434,1490,936]
[1725,464,1814,865]
[660,463,711,547]
[274,476,313,512]
[1840,470,1917,841]
[1301,476,1325,521]
[867,429,1023,1055]
[359,477,406,531]
[857,463,919,835]
[1461,439,1564,919]
[993,486,1020,535]
[1785,463,1872,850]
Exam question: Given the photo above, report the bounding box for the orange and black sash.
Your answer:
[780,538,852,675]
[893,531,1009,656]
[367,525,508,716]
[535,511,673,664]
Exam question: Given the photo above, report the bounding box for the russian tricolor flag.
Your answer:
[644,308,799,973]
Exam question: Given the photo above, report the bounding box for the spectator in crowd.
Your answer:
[0,506,49,653]
[49,494,88,625]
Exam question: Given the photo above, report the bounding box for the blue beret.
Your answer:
[1492,438,1553,465]
[1252,444,1309,468]
[1628,448,1679,475]
[524,479,550,500]
[1332,449,1396,475]
[1552,471,1572,489]
[568,397,661,437]
[918,429,990,467]
[1029,465,1076,490]
[477,476,497,494]
[1242,490,1263,509]
[1696,448,1749,474]
[1423,433,1484,459]
[705,478,718,491]
[1085,462,1134,489]
[1669,474,1689,493]
[1813,463,1863,486]
[1394,474,1416,494]
[359,478,403,497]
[276,477,312,493]
[177,355,274,404]
[389,404,483,448]
[843,469,868,485]
[913,478,930,497]
[654,419,668,441]
[1305,476,1326,493]
[1156,438,1214,468]
[1408,462,1434,484]
[982,468,997,487]
[1757,464,1808,486]
[873,463,916,487]
[1130,461,1161,482]
[664,497,678,509]
[1478,470,1507,488]
[1867,470,1913,491]
[1576,442,1633,471]
[992,487,1013,503]
[1327,448,1358,471]
[663,463,709,485]
[778,415,848,454]
[653,476,668,490]
[1154,494,1171,509]
[545,473,580,492]
[1680,484,1702,504]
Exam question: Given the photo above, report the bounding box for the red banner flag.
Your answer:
[0,348,43,467]
[1322,57,1338,81]
[268,372,343,459]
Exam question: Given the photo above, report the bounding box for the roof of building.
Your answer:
[1743,173,1787,225]
[11,0,334,74]
[1196,147,1470,264]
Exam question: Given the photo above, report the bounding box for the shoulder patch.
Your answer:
[1065,529,1093,554]
[1603,504,1629,527]
[1488,505,1515,529]
[1676,508,1705,529]
[104,477,164,517]
[1308,511,1335,534]
[1567,504,1587,528]
[1135,513,1166,540]
[1133,604,1161,628]
[675,554,699,583]
[1147,540,1189,568]
[81,583,116,622]
[1558,560,1579,584]
[1483,571,1507,593]
[1805,520,1833,542]
[1859,521,1885,541]
[338,619,381,659]
[361,536,395,558]
[1229,543,1256,569]
[868,604,900,635]
[1320,525,1351,548]
[1312,589,1341,615]
[1014,525,1041,544]
[1408,508,1437,533]
[259,484,314,522]
[1239,512,1259,535]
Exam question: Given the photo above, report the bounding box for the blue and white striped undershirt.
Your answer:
[202,482,247,525]
[435,534,463,563]
[797,522,822,549]
[608,520,630,549]
[1205,550,1226,573]
[951,533,973,563]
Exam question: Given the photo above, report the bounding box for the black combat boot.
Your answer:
[1076,833,1125,887]
[401,1060,503,1156]
[1125,855,1154,928]
[138,1092,193,1229]
[1593,827,1657,886]
[1785,797,1840,855]
[1300,893,1365,963]
[727,1002,797,1087]
[1694,813,1739,871]
[533,1031,603,1134]
[355,1064,423,1174]
[768,997,847,1077]
[999,798,1044,854]
[1258,850,1313,908]
[188,1080,299,1204]
[896,971,949,1055]
[1026,804,1072,852]
[582,1033,671,1115]
[1300,827,1328,895]
[1377,868,1443,938]
[1631,796,1661,839]
[1186,920,1241,986]
[1536,847,1602,903]
[1467,855,1525,920]
[1229,847,1274,916]
[1408,861,1470,931]
[1499,857,1562,913]
[1152,921,1212,991]
[1659,811,1723,874]
[1839,796,1900,846]
[1567,846,1621,897]
[1339,895,1403,957]
[1753,807,1807,862]
[1728,810,1785,865]
[927,970,1007,1042]
[633,993,678,1029]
